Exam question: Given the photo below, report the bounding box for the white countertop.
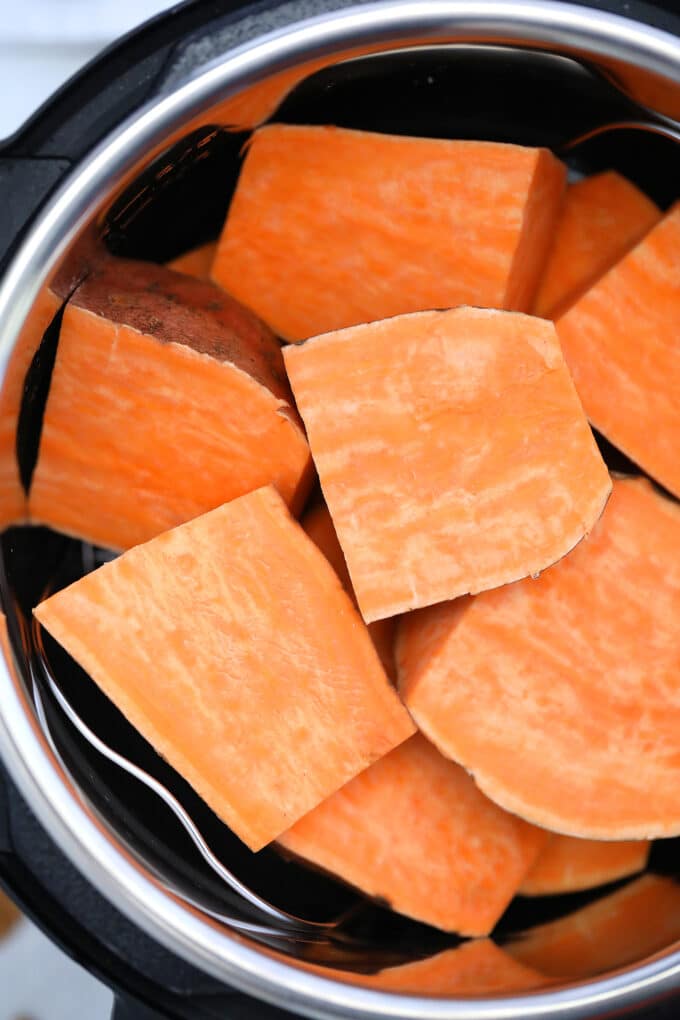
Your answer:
[1,7,180,1019]
[0,1,179,139]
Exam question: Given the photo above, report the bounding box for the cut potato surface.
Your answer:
[214,125,565,339]
[533,171,660,319]
[29,258,312,550]
[507,875,680,978]
[519,834,649,896]
[285,307,611,622]
[398,477,680,839]
[167,242,217,281]
[556,205,680,499]
[34,486,414,851]
[302,502,396,680]
[279,734,547,935]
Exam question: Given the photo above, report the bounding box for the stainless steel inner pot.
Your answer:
[0,2,679,1018]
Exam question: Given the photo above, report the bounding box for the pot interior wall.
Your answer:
[2,41,679,993]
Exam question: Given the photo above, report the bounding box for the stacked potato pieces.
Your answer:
[21,124,679,980]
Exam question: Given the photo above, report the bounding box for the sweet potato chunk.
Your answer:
[507,876,680,978]
[34,487,414,851]
[302,502,395,679]
[398,477,680,839]
[279,734,546,935]
[29,258,312,549]
[520,835,650,896]
[284,307,610,622]
[214,125,566,339]
[556,206,680,499]
[533,171,660,318]
[167,242,217,280]
[315,940,548,994]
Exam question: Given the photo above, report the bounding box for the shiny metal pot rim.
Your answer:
[0,2,679,1017]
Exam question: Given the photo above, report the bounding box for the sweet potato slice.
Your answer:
[167,242,217,280]
[507,876,680,978]
[284,307,610,622]
[302,502,395,680]
[398,477,680,839]
[29,258,312,550]
[533,171,660,319]
[556,206,680,499]
[314,940,547,995]
[279,733,546,935]
[213,125,566,339]
[34,486,414,851]
[519,835,650,896]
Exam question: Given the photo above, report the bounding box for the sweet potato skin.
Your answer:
[73,256,291,401]
[28,258,313,549]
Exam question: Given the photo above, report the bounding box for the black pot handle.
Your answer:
[0,156,72,273]
[109,990,299,1020]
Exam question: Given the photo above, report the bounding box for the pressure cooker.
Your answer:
[0,1,678,1018]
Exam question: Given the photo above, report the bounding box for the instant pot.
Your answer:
[0,1,678,1018]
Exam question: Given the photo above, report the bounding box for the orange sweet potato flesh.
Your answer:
[0,234,102,529]
[533,171,660,319]
[29,258,313,550]
[507,875,680,979]
[302,502,395,680]
[398,477,680,839]
[279,733,546,935]
[34,486,414,851]
[0,286,60,527]
[167,242,217,281]
[209,59,333,131]
[284,307,611,623]
[213,125,566,340]
[311,939,548,995]
[519,835,649,896]
[556,206,680,499]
